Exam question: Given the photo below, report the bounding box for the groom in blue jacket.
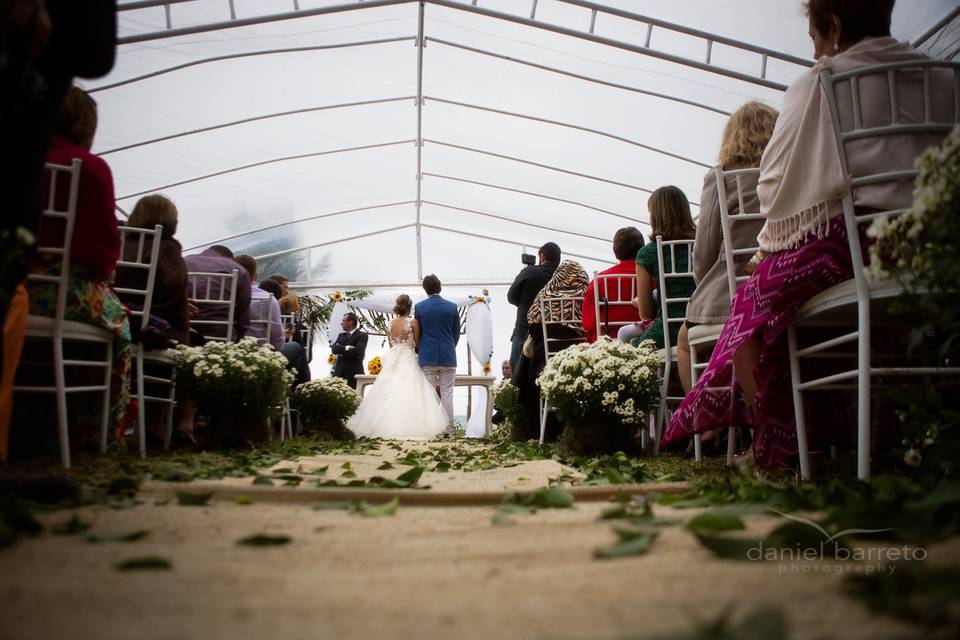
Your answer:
[414,274,460,431]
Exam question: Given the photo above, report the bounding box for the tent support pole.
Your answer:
[414,0,425,281]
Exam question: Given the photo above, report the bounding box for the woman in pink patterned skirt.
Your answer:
[664,0,953,468]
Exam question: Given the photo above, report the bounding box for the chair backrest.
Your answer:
[187,270,239,342]
[715,166,764,300]
[29,159,83,327]
[114,224,163,333]
[655,236,695,355]
[820,60,960,289]
[248,294,274,347]
[280,313,294,343]
[593,271,637,338]
[539,295,585,363]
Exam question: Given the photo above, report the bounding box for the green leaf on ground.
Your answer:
[692,531,759,561]
[87,529,150,543]
[176,492,213,506]
[252,475,275,486]
[687,510,746,532]
[271,468,294,474]
[396,466,425,486]
[594,531,658,559]
[52,515,90,535]
[235,496,253,505]
[115,556,171,571]
[510,487,575,509]
[340,470,357,478]
[376,462,394,470]
[237,534,292,546]
[312,501,354,511]
[356,497,399,517]
[107,475,141,495]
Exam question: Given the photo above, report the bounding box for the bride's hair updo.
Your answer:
[394,294,412,316]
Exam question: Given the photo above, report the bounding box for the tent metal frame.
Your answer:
[110,0,815,285]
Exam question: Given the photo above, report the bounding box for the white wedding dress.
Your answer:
[347,316,450,439]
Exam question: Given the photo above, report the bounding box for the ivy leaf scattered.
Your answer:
[87,529,150,543]
[237,534,292,546]
[355,497,399,517]
[52,515,90,535]
[115,556,172,571]
[176,492,213,506]
[594,531,659,559]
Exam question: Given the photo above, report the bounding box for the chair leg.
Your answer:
[163,368,177,451]
[787,325,811,480]
[654,359,671,455]
[690,347,701,460]
[136,346,146,458]
[857,312,871,480]
[725,426,736,466]
[538,396,547,445]
[100,340,113,454]
[53,338,71,469]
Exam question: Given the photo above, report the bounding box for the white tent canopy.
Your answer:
[91,0,958,412]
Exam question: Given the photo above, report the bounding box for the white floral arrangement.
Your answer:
[291,377,361,424]
[867,125,960,285]
[537,336,662,426]
[173,338,295,421]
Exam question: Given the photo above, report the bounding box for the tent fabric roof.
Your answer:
[94,0,954,289]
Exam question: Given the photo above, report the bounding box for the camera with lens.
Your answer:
[521,253,536,266]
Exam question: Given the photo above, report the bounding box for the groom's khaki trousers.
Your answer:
[422,366,456,428]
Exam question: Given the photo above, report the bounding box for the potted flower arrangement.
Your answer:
[491,379,525,442]
[537,337,662,455]
[173,338,295,448]
[290,377,361,440]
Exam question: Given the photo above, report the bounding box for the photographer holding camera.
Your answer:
[506,242,560,370]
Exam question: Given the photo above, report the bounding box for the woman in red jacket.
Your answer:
[31,86,132,444]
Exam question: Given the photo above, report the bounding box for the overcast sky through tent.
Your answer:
[90,0,957,419]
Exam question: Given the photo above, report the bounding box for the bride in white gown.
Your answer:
[347,294,450,439]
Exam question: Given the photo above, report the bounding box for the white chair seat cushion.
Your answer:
[687,323,725,345]
[794,277,902,323]
[26,315,113,342]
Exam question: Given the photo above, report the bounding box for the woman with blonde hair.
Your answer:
[617,186,696,350]
[676,101,778,395]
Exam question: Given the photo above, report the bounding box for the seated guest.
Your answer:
[258,278,283,301]
[513,260,589,439]
[507,242,561,371]
[676,102,777,394]
[31,86,132,442]
[183,244,251,342]
[617,186,697,349]
[582,226,645,342]
[666,0,953,470]
[233,255,283,351]
[119,193,191,345]
[269,273,289,297]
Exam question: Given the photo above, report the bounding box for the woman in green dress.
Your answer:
[617,186,696,349]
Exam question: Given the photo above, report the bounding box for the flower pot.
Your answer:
[301,416,356,441]
[197,406,271,449]
[555,416,643,457]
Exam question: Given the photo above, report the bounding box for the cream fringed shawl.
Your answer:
[755,56,846,253]
[756,37,933,252]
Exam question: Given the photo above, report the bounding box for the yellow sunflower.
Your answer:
[482,363,492,374]
[331,291,344,302]
[367,356,382,375]
[474,295,486,303]
[327,354,337,365]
